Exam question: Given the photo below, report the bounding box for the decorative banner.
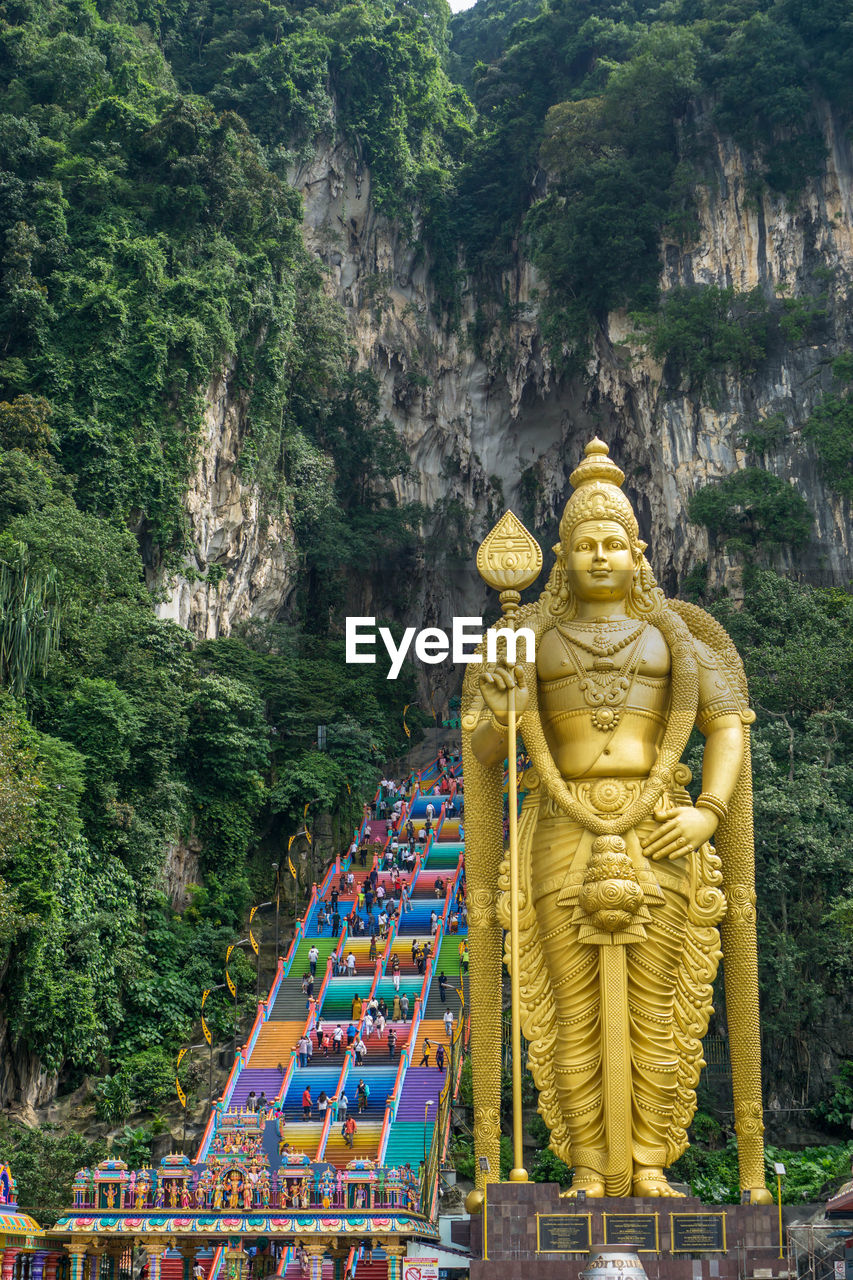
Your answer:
[176,1047,188,1108]
[303,804,312,845]
[201,989,212,1046]
[402,703,411,739]
[248,906,259,955]
[287,834,297,879]
[225,945,236,998]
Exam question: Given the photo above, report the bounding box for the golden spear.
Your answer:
[476,510,542,1182]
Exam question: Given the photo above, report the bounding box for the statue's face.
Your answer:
[564,518,635,603]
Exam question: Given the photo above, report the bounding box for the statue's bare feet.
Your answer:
[745,1187,773,1205]
[559,1167,606,1198]
[632,1167,685,1197]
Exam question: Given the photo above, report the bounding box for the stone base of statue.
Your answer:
[463,1184,789,1280]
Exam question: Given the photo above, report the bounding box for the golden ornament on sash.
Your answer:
[462,438,771,1203]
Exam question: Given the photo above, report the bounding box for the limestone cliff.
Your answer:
[153,364,297,637]
[164,117,852,643]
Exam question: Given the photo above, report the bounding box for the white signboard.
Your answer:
[403,1259,440,1280]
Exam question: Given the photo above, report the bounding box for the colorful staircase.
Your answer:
[197,757,469,1246]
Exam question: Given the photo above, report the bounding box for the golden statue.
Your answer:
[462,439,771,1202]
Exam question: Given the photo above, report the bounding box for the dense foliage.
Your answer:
[688,468,813,553]
[439,0,853,356]
[687,569,853,1097]
[0,1120,106,1221]
[0,0,425,1094]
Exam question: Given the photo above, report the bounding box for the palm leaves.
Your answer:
[0,541,61,697]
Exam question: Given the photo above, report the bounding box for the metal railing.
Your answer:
[420,996,469,1222]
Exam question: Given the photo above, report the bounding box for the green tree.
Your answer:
[688,468,813,553]
[0,1121,105,1224]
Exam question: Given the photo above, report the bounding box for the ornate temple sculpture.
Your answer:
[462,438,771,1202]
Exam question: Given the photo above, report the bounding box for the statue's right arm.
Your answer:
[470,664,528,766]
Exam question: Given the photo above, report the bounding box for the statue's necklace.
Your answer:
[556,622,649,731]
[558,618,644,662]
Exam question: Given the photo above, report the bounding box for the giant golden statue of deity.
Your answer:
[462,439,771,1202]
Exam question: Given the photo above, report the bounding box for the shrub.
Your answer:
[94,1072,133,1124]
[803,359,853,499]
[688,467,813,552]
[632,286,769,397]
[122,1047,178,1112]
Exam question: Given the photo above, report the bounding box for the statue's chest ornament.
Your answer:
[556,620,649,731]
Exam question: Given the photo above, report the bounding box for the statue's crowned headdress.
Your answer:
[558,437,646,554]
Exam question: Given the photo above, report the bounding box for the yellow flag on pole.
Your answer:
[176,1047,188,1108]
[225,944,236,997]
[201,989,212,1045]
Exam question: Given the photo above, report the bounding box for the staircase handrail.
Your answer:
[273,937,349,1113]
[278,937,340,1110]
[315,1044,356,1159]
[206,1246,224,1280]
[421,1001,469,1221]
[282,924,303,975]
[440,854,464,930]
[406,991,425,1063]
[312,935,342,1021]
[196,954,285,1160]
[273,1044,297,1109]
[377,1044,410,1162]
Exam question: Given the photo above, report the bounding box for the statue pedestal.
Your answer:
[466,1184,789,1280]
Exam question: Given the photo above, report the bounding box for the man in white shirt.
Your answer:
[346,951,356,975]
[444,1008,454,1038]
[308,944,319,976]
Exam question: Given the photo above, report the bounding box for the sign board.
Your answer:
[536,1213,592,1253]
[603,1213,660,1252]
[670,1213,727,1253]
[403,1259,439,1280]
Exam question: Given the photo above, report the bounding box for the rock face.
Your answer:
[0,1002,58,1116]
[164,118,852,645]
[290,121,853,616]
[153,364,297,637]
[160,824,202,911]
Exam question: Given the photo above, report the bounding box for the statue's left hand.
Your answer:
[641,806,718,861]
